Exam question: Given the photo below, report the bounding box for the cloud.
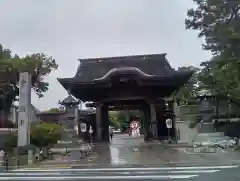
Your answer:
[0,0,211,110]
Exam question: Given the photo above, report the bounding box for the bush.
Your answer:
[4,123,62,149]
[31,123,62,148]
[4,133,17,151]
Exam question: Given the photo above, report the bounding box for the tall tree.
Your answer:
[185,0,240,56]
[174,66,199,105]
[0,44,58,113]
[185,0,240,106]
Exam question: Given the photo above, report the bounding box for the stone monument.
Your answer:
[17,72,31,147]
[199,96,215,133]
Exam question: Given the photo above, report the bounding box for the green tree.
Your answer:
[185,0,240,55]
[186,0,240,127]
[174,66,199,105]
[0,44,58,113]
[185,0,240,100]
[109,110,143,131]
[46,108,64,113]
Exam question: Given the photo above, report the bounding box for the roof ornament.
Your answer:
[67,89,71,95]
[93,67,156,81]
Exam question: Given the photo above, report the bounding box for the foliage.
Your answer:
[4,123,62,149]
[186,0,240,101]
[0,44,58,111]
[174,66,200,105]
[109,110,142,130]
[109,111,121,129]
[31,123,62,148]
[185,0,240,55]
[4,133,17,151]
[185,0,240,128]
[45,108,64,113]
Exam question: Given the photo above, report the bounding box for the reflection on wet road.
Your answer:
[54,134,240,167]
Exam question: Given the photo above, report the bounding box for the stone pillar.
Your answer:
[28,149,34,165]
[96,103,102,141]
[173,102,180,142]
[74,106,79,135]
[199,97,215,133]
[12,106,17,125]
[149,102,158,139]
[18,72,31,147]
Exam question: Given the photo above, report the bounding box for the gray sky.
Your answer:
[0,0,211,111]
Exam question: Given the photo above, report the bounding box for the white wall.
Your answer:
[176,121,198,143]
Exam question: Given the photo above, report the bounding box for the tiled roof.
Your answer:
[59,95,79,105]
[73,53,174,82]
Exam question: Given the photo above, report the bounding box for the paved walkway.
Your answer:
[38,134,240,167]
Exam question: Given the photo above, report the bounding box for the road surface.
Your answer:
[10,134,240,180]
[0,163,239,180]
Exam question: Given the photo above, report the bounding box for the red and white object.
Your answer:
[130,121,141,137]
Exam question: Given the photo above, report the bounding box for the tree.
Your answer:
[186,0,240,126]
[174,66,200,105]
[0,44,58,113]
[185,0,240,55]
[46,108,64,113]
[109,110,143,131]
[185,1,240,99]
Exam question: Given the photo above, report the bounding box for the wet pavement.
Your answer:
[43,134,240,166]
[2,134,240,180]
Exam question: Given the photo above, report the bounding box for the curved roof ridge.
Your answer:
[93,67,156,81]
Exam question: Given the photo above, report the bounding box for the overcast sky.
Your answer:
[0,0,211,111]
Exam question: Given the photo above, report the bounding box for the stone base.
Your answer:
[198,123,215,133]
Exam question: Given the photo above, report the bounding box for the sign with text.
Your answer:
[80,123,87,132]
[130,121,140,137]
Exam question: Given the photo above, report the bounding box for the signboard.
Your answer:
[80,123,87,132]
[89,125,93,134]
[166,119,172,129]
[130,121,140,137]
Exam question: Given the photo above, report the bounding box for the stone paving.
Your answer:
[36,134,240,167]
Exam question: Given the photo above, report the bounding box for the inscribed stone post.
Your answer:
[17,72,31,147]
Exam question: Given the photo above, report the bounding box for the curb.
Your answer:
[182,148,228,155]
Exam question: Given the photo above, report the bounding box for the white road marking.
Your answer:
[0,169,219,176]
[14,165,238,172]
[0,175,198,180]
[137,169,220,174]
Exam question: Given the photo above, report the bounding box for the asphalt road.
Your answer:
[0,163,239,180]
[5,134,240,180]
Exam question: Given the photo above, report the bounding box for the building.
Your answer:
[58,53,193,142]
[36,95,95,137]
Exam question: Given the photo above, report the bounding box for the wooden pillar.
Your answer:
[143,105,150,141]
[149,102,158,139]
[173,101,180,142]
[101,104,109,142]
[96,103,102,141]
[167,100,176,142]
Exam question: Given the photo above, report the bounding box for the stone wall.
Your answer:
[176,121,198,143]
